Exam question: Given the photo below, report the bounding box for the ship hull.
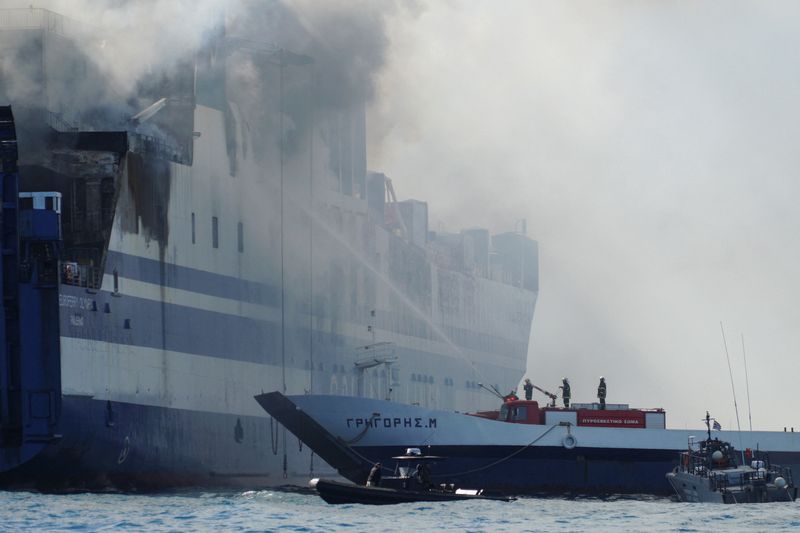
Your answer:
[257,393,800,495]
[0,395,320,490]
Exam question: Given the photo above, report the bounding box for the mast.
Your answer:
[720,322,745,464]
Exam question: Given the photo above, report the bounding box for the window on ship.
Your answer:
[212,216,219,248]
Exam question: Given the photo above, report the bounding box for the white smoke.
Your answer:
[6,0,234,98]
[370,1,800,431]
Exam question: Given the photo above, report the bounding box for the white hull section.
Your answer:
[290,395,800,453]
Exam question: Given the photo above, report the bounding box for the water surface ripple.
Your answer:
[0,489,798,532]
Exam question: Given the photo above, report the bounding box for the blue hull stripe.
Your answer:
[59,289,527,367]
[106,250,281,306]
[99,251,529,359]
[60,286,524,368]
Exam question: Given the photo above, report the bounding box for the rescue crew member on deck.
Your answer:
[366,462,382,487]
[523,378,534,401]
[503,390,519,402]
[559,378,571,408]
[597,377,607,409]
[414,463,432,488]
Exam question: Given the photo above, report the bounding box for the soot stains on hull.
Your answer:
[125,151,171,256]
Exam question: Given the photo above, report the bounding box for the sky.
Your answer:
[367,1,800,431]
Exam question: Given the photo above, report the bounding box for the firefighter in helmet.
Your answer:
[597,376,607,409]
[523,378,534,401]
[559,378,571,408]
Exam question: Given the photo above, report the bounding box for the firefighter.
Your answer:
[559,378,571,408]
[523,378,534,401]
[597,376,607,409]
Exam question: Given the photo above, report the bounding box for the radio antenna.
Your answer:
[741,334,753,432]
[720,322,744,464]
[477,382,504,400]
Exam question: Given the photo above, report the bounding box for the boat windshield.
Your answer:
[498,404,527,422]
[499,404,509,421]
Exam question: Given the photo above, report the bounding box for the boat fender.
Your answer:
[562,434,577,449]
[775,477,787,489]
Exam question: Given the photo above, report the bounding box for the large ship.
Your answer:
[0,7,538,490]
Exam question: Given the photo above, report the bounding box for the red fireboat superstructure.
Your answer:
[470,400,666,430]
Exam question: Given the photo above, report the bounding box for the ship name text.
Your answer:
[346,417,437,429]
[59,294,94,310]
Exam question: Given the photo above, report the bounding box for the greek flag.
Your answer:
[713,420,722,431]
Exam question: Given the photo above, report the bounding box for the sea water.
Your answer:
[0,489,798,532]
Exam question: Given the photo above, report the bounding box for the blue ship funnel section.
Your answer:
[0,106,61,473]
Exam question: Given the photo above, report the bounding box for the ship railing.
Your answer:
[710,467,784,493]
[709,471,727,491]
[61,262,102,289]
[45,111,80,133]
[709,470,744,492]
[130,133,190,165]
[688,452,711,477]
[355,341,396,360]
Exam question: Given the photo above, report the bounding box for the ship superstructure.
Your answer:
[0,7,538,489]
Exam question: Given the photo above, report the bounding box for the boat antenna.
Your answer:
[720,322,745,464]
[741,333,753,432]
[477,382,504,400]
